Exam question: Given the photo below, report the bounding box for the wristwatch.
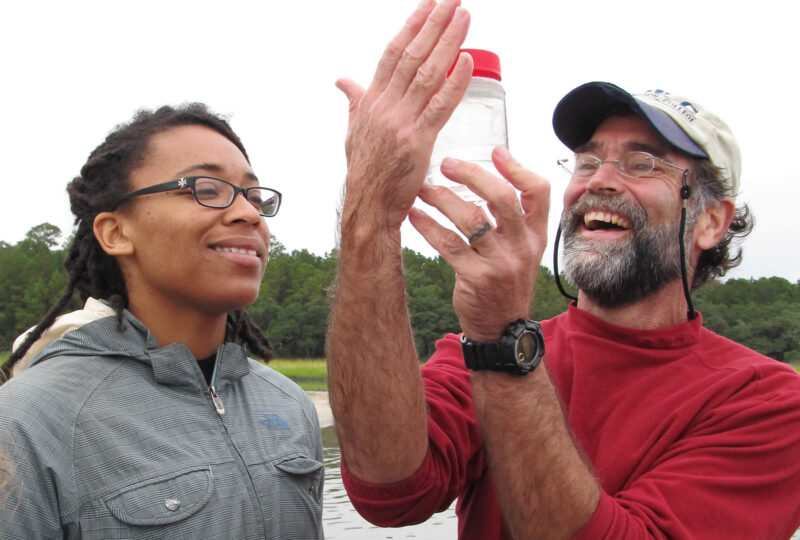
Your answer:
[461,319,544,376]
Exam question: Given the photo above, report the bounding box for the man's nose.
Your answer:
[585,161,625,194]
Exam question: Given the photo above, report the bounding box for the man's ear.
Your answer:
[93,212,135,256]
[696,197,735,250]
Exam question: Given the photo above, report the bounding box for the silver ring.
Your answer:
[468,223,491,245]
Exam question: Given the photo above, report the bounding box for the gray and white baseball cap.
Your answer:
[552,81,741,197]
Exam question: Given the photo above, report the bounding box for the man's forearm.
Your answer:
[326,219,429,483]
[472,366,600,539]
[327,0,470,486]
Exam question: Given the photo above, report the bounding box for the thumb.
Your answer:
[335,78,365,114]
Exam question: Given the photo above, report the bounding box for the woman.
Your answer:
[0,104,324,538]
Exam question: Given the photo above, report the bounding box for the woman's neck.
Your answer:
[127,297,228,359]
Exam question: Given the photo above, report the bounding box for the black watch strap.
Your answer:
[461,319,544,376]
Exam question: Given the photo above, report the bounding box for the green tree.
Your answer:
[249,241,336,358]
[403,249,459,358]
[0,224,72,349]
[532,266,572,321]
[2,225,798,364]
[695,277,800,362]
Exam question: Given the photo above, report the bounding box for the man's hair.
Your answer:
[3,104,273,379]
[690,158,753,289]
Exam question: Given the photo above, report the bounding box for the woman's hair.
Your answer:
[2,104,273,379]
[690,158,754,289]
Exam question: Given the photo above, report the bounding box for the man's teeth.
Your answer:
[584,211,630,229]
[215,247,258,256]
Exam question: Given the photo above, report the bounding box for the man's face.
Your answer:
[560,115,695,308]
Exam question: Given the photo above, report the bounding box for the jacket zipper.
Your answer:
[209,359,225,415]
[203,350,267,537]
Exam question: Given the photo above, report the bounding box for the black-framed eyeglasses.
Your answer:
[556,151,689,179]
[113,176,282,217]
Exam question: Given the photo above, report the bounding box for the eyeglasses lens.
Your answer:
[192,177,279,216]
[571,152,656,178]
[620,153,655,177]
[261,188,281,217]
[194,177,232,207]
[250,189,280,217]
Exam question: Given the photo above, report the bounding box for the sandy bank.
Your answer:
[307,390,333,428]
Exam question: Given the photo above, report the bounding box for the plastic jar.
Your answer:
[426,49,508,205]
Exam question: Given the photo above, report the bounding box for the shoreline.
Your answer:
[307,390,333,428]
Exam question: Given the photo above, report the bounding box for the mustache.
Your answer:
[561,193,647,234]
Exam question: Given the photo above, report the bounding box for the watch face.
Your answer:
[515,331,539,366]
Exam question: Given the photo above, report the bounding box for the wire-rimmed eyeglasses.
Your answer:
[556,151,689,179]
[113,176,282,217]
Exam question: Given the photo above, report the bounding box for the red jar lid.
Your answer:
[448,49,502,81]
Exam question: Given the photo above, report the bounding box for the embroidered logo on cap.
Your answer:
[643,89,699,123]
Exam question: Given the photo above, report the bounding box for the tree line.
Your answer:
[2,223,799,363]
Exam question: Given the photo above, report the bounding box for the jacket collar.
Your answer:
[28,305,251,389]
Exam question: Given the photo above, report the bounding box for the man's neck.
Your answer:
[575,280,691,330]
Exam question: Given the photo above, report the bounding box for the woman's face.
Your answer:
[117,124,270,318]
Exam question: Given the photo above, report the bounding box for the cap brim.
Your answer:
[552,82,707,159]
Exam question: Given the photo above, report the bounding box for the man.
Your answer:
[326,1,800,538]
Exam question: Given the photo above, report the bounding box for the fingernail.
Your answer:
[453,6,468,21]
[409,207,426,219]
[495,146,510,160]
[441,157,460,171]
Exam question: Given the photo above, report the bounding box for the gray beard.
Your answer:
[561,194,688,308]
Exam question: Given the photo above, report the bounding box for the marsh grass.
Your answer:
[266,359,328,391]
[2,350,798,386]
[0,351,331,390]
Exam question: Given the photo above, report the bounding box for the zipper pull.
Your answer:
[209,386,225,416]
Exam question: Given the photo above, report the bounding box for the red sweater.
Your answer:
[342,305,800,539]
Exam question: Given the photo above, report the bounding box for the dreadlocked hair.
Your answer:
[231,310,274,361]
[3,103,274,379]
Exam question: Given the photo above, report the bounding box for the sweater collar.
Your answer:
[564,302,703,349]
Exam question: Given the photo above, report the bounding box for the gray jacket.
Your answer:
[0,308,324,539]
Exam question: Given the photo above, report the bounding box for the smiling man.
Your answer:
[325,4,800,537]
[554,84,743,318]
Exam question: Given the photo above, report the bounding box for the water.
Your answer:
[322,426,458,539]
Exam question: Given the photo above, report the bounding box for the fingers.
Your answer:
[491,147,551,242]
[386,1,463,97]
[408,206,473,268]
[417,150,550,254]
[369,0,438,99]
[467,222,491,245]
[412,150,548,345]
[437,149,550,235]
[417,182,494,249]
[415,49,472,131]
[339,0,471,144]
[378,1,471,135]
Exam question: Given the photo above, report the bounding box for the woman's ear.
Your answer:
[93,212,135,256]
[696,197,735,250]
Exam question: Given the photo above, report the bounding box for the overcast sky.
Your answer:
[2,0,797,282]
